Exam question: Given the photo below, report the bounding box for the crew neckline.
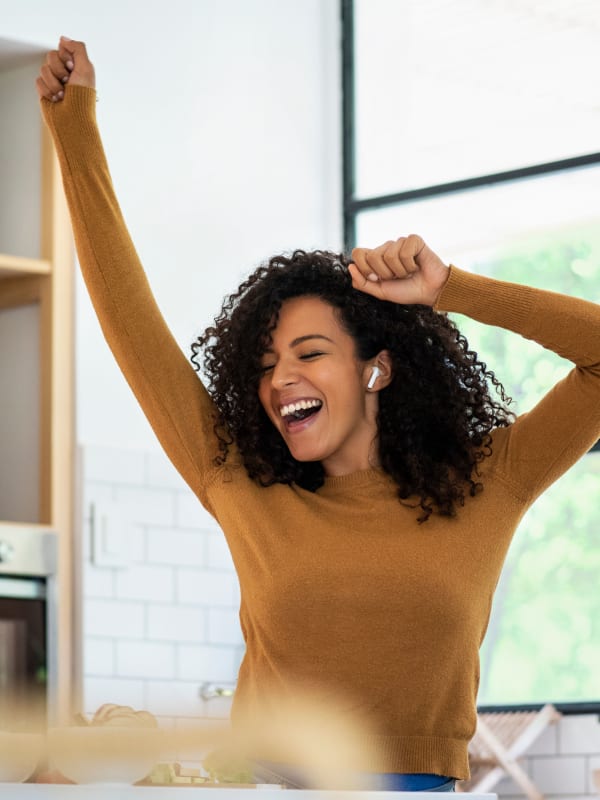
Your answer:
[321,467,390,491]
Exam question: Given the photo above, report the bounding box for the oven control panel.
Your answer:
[0,527,57,576]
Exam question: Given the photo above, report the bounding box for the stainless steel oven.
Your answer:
[0,526,58,731]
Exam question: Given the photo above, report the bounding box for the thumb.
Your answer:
[58,36,96,89]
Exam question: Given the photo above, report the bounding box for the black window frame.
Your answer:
[341,0,600,714]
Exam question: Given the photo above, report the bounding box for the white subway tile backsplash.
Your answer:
[145,451,188,490]
[116,564,175,603]
[84,444,146,486]
[206,531,235,570]
[127,526,147,563]
[559,714,600,755]
[177,644,238,682]
[114,485,176,527]
[589,756,600,793]
[526,718,559,756]
[85,599,145,639]
[177,568,239,606]
[146,527,206,566]
[81,483,115,560]
[147,605,206,643]
[84,677,145,716]
[117,641,176,679]
[552,796,598,800]
[175,490,218,529]
[145,680,205,717]
[532,755,587,794]
[207,608,243,646]
[201,695,234,720]
[495,770,525,796]
[83,638,116,677]
[83,561,115,598]
[231,579,241,608]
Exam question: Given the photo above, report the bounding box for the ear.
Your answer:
[364,350,393,392]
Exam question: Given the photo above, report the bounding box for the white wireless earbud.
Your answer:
[367,365,381,389]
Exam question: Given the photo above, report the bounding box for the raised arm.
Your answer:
[434,266,600,503]
[350,235,600,504]
[37,39,224,510]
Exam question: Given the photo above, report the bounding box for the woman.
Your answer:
[36,38,600,791]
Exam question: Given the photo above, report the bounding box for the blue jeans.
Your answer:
[254,761,455,791]
[377,774,455,791]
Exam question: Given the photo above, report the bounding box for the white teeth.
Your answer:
[280,399,322,418]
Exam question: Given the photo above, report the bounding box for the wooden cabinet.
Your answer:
[0,45,75,724]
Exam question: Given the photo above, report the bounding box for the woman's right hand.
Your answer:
[36,36,95,102]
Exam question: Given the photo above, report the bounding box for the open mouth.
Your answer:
[280,399,323,425]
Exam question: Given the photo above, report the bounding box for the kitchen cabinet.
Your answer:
[0,41,76,724]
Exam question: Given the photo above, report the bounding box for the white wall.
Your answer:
[1,0,342,450]
[79,443,243,727]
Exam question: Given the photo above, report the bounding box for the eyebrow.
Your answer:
[262,334,334,354]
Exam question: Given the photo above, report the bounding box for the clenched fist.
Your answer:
[36,36,95,102]
[349,234,449,307]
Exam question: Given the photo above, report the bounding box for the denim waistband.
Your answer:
[253,761,455,791]
[378,774,456,791]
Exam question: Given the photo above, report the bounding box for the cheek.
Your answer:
[257,381,274,418]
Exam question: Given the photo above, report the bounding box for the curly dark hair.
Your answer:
[191,249,514,521]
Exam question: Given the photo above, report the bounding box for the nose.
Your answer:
[271,357,299,389]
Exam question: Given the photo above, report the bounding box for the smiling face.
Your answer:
[258,295,383,476]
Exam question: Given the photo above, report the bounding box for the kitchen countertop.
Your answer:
[0,788,497,799]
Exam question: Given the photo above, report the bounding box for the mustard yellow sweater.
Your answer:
[42,87,600,780]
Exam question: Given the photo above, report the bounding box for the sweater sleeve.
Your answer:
[435,265,600,503]
[41,86,225,513]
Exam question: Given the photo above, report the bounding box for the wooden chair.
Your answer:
[456,704,561,799]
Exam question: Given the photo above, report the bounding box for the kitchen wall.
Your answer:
[79,443,242,726]
[493,713,600,799]
[1,0,343,451]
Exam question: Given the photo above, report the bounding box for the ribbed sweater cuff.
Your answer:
[40,85,102,170]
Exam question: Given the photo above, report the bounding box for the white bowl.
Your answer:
[0,732,44,782]
[47,726,162,784]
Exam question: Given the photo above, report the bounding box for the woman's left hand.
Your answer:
[349,234,450,306]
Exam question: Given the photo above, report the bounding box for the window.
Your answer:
[343,0,600,710]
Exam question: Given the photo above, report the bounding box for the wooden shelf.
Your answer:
[0,520,55,532]
[0,252,51,277]
[0,60,76,725]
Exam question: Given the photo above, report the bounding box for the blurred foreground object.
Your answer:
[0,732,44,782]
[47,725,163,784]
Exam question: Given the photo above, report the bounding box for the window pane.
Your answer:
[479,455,600,705]
[355,164,600,264]
[356,172,600,704]
[354,0,600,198]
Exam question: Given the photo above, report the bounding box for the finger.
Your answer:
[35,75,54,101]
[57,36,96,88]
[398,234,425,275]
[364,242,396,281]
[351,247,377,282]
[40,63,65,98]
[58,45,75,72]
[381,239,406,277]
[46,50,71,84]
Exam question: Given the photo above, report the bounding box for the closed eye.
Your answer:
[299,351,325,360]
